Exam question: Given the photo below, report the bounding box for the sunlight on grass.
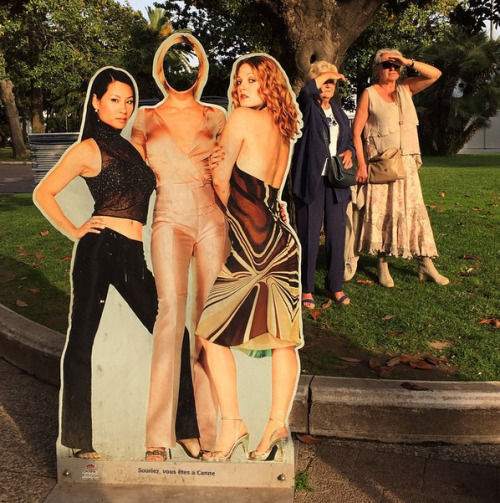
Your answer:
[0,155,499,380]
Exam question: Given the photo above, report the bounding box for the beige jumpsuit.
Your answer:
[132,105,228,448]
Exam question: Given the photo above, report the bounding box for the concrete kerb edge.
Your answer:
[1,303,499,444]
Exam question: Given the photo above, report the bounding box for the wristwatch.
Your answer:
[409,59,415,68]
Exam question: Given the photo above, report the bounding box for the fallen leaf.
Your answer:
[428,204,438,209]
[401,382,432,391]
[382,315,396,321]
[479,318,500,328]
[356,279,374,285]
[34,253,45,259]
[439,191,445,197]
[425,356,440,366]
[40,230,50,237]
[409,360,434,370]
[487,211,494,215]
[400,354,415,362]
[310,310,321,321]
[461,254,479,260]
[369,358,381,369]
[378,366,394,378]
[387,331,405,337]
[338,356,362,363]
[386,357,401,367]
[60,254,72,262]
[429,341,451,350]
[15,299,28,307]
[472,207,483,211]
[29,288,40,294]
[321,299,332,309]
[296,434,324,445]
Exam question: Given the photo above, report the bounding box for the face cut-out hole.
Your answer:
[162,42,200,92]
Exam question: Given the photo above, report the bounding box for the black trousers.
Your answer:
[61,228,198,451]
[295,177,349,294]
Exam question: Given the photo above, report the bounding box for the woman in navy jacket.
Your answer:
[291,61,355,308]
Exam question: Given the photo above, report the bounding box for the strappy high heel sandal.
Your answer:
[249,418,288,462]
[145,448,171,461]
[203,417,249,462]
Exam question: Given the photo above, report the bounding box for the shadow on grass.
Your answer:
[0,254,69,334]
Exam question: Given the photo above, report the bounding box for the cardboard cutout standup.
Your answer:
[33,67,158,460]
[195,53,304,462]
[131,32,228,461]
[34,35,302,491]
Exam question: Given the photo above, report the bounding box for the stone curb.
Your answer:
[1,303,499,445]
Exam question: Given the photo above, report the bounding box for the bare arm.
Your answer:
[388,54,441,96]
[352,89,369,183]
[130,108,147,159]
[314,70,346,88]
[211,108,246,206]
[33,141,106,240]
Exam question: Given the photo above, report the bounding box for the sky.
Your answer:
[118,0,154,17]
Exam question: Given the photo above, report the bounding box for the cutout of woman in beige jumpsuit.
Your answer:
[132,33,228,457]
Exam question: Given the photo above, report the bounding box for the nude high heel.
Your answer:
[418,257,449,285]
[377,253,394,288]
[249,418,288,462]
[203,417,249,462]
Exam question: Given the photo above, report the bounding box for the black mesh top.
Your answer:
[82,121,156,225]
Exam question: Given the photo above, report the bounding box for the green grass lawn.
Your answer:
[0,147,31,162]
[0,154,499,380]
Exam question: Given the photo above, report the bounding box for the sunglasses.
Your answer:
[378,61,401,70]
[324,79,337,85]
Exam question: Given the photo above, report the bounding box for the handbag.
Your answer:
[367,86,406,184]
[321,115,357,188]
[326,155,357,188]
[367,147,405,184]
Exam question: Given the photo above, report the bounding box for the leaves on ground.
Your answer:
[461,254,479,260]
[321,299,332,309]
[15,299,28,307]
[479,318,500,328]
[356,279,374,285]
[429,341,452,350]
[382,314,396,321]
[296,434,324,445]
[40,230,50,237]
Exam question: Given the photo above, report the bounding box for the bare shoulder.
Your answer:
[66,138,100,175]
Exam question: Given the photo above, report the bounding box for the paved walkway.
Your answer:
[1,357,499,503]
[0,162,35,193]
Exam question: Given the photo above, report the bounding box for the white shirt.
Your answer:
[321,106,339,176]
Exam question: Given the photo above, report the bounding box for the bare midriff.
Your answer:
[100,216,143,242]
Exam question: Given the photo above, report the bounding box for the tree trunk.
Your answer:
[0,79,27,158]
[30,85,45,133]
[256,0,385,90]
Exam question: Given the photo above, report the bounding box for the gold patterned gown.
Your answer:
[196,166,303,358]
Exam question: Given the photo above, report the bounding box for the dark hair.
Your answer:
[80,67,137,140]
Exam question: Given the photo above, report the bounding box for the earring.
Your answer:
[94,108,99,113]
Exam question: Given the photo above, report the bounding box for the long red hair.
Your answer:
[230,55,300,143]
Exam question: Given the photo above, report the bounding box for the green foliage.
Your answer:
[344,0,455,106]
[295,470,314,492]
[416,29,500,155]
[155,0,271,95]
[449,0,500,36]
[1,0,145,130]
